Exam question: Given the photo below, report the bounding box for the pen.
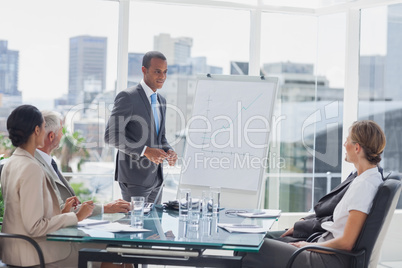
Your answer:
[252,212,266,215]
[230,225,261,228]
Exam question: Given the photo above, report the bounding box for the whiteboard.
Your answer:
[179,75,278,196]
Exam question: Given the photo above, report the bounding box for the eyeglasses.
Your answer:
[225,210,248,215]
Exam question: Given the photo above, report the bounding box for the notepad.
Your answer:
[236,209,281,218]
[217,223,266,233]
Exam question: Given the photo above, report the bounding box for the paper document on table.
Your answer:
[217,223,266,233]
[84,222,150,233]
[77,219,110,227]
[236,209,281,218]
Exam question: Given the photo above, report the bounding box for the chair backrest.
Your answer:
[352,175,401,268]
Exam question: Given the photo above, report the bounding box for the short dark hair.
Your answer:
[7,105,44,147]
[142,51,166,69]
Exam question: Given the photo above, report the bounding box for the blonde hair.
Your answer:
[349,120,386,165]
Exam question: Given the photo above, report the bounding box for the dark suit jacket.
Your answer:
[292,167,384,238]
[104,84,172,187]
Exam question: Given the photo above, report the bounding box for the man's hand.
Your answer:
[166,149,178,166]
[76,201,95,221]
[104,199,131,213]
[280,217,305,238]
[144,147,168,164]
[62,196,80,213]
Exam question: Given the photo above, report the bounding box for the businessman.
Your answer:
[35,110,130,215]
[105,51,177,203]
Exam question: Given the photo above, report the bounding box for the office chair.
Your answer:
[286,175,401,268]
[0,225,46,268]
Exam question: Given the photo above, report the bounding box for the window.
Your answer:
[261,12,346,212]
[0,0,119,204]
[127,3,250,202]
[359,4,402,208]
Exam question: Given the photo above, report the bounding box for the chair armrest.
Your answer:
[306,232,324,242]
[286,245,365,268]
[0,233,45,268]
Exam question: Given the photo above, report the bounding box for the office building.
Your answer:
[359,55,386,101]
[68,35,107,105]
[264,62,314,74]
[230,61,251,75]
[385,4,402,101]
[262,62,342,102]
[0,40,20,97]
[154,33,193,65]
[189,56,223,75]
[127,52,144,86]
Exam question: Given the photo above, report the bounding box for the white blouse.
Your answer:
[321,167,382,239]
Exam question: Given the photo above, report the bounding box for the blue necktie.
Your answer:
[151,93,159,135]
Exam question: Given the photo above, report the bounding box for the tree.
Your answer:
[0,134,14,229]
[0,133,15,159]
[53,127,90,173]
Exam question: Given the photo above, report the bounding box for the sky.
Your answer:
[0,0,387,109]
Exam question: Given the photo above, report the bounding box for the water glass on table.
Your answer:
[131,196,145,228]
[210,187,221,215]
[202,190,212,217]
[187,197,201,235]
[179,189,191,220]
[189,197,201,223]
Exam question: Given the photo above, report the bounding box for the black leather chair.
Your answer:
[286,175,401,268]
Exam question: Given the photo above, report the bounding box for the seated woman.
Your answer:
[241,120,386,268]
[0,105,103,267]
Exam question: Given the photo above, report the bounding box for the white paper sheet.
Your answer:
[236,209,281,218]
[217,223,266,233]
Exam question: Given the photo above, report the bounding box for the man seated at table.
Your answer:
[35,110,130,215]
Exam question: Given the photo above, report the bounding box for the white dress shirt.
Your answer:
[321,167,382,239]
[140,79,162,156]
[36,149,61,182]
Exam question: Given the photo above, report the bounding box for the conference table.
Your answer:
[47,207,279,267]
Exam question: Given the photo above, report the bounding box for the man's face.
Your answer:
[142,57,168,92]
[37,119,46,149]
[53,121,63,149]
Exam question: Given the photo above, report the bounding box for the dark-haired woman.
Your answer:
[0,105,99,267]
[241,120,387,268]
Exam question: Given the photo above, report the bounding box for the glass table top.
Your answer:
[47,207,278,252]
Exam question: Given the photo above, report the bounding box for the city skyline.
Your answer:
[2,0,388,109]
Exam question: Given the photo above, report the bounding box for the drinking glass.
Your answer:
[189,197,201,224]
[202,190,212,217]
[131,196,145,228]
[210,187,221,215]
[179,189,191,220]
